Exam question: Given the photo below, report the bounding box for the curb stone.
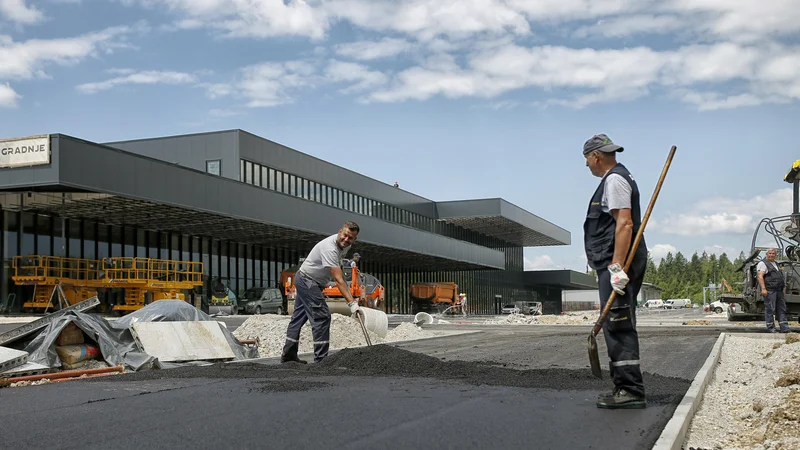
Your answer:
[652,332,726,450]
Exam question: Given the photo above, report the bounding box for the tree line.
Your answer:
[589,250,749,304]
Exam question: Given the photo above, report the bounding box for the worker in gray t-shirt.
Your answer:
[281,221,360,364]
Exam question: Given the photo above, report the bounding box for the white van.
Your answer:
[643,299,664,308]
[664,299,690,309]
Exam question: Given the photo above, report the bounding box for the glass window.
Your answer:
[83,221,96,259]
[201,238,210,276]
[211,240,219,276]
[268,168,276,190]
[124,227,135,257]
[206,159,221,176]
[220,241,228,278]
[36,214,51,256]
[67,219,81,258]
[240,159,246,182]
[253,164,260,186]
[302,179,309,200]
[53,218,65,257]
[275,170,283,192]
[261,166,268,188]
[136,229,146,258]
[244,161,253,184]
[289,175,296,196]
[4,211,19,260]
[181,235,190,261]
[283,173,290,194]
[97,225,110,259]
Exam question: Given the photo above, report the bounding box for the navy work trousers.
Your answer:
[281,274,332,363]
[597,267,645,398]
[764,290,789,332]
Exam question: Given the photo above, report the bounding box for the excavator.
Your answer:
[282,260,385,316]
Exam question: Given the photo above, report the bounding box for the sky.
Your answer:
[0,0,797,272]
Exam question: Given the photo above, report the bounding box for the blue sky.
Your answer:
[1,0,797,272]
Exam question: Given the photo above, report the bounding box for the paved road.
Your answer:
[1,321,722,450]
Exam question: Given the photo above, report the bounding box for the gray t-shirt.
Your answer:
[602,173,632,213]
[299,234,351,286]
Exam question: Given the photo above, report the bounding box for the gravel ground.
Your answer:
[232,313,437,358]
[684,333,800,450]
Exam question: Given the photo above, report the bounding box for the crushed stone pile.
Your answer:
[684,333,800,449]
[233,314,431,358]
[684,320,713,326]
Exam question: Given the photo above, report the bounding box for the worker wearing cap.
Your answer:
[757,248,789,333]
[351,253,361,268]
[459,293,467,316]
[281,221,361,364]
[582,133,648,409]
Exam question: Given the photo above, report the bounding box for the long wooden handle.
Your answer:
[591,146,677,337]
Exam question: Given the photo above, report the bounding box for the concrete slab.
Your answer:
[130,321,235,363]
[1,361,50,377]
[0,346,28,373]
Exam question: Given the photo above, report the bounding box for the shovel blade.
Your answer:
[588,334,603,379]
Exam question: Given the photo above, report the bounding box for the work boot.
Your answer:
[596,388,646,409]
[280,355,308,364]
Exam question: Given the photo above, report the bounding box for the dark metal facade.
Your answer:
[0,132,580,315]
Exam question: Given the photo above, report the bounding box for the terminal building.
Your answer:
[0,130,596,315]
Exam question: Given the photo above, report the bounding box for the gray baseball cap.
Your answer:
[583,133,624,155]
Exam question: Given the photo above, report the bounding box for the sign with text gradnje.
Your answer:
[0,135,51,168]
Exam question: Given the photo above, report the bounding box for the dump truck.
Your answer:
[717,160,800,321]
[282,262,385,316]
[410,282,460,314]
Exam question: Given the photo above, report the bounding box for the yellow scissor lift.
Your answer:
[12,255,204,314]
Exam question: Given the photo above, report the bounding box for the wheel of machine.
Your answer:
[276,306,283,315]
[714,307,723,314]
[256,306,261,315]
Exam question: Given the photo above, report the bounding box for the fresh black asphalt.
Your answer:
[0,321,722,450]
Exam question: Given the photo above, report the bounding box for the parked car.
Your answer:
[238,287,285,315]
[707,300,727,314]
[501,304,520,314]
[517,301,542,315]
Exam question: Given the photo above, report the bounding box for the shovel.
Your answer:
[588,145,677,379]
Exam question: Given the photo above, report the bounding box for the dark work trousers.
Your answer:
[764,290,789,332]
[597,267,645,398]
[281,273,332,363]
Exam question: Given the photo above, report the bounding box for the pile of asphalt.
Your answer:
[92,344,690,404]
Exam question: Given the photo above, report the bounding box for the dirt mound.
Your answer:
[684,320,713,326]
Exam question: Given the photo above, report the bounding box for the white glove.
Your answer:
[608,263,629,295]
[348,301,359,314]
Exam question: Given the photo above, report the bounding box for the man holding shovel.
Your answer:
[583,134,648,409]
[281,221,361,364]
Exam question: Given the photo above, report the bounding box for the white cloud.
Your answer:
[204,60,319,107]
[0,81,20,107]
[649,244,677,263]
[334,38,413,60]
[324,60,388,94]
[97,1,800,112]
[650,188,792,236]
[76,70,197,94]
[0,25,135,80]
[524,255,560,271]
[359,41,800,110]
[701,245,743,258]
[328,0,531,40]
[573,14,684,38]
[125,0,329,39]
[0,0,44,24]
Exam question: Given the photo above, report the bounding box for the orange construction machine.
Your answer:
[410,282,461,314]
[282,262,385,316]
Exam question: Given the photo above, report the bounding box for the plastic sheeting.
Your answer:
[22,300,258,372]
